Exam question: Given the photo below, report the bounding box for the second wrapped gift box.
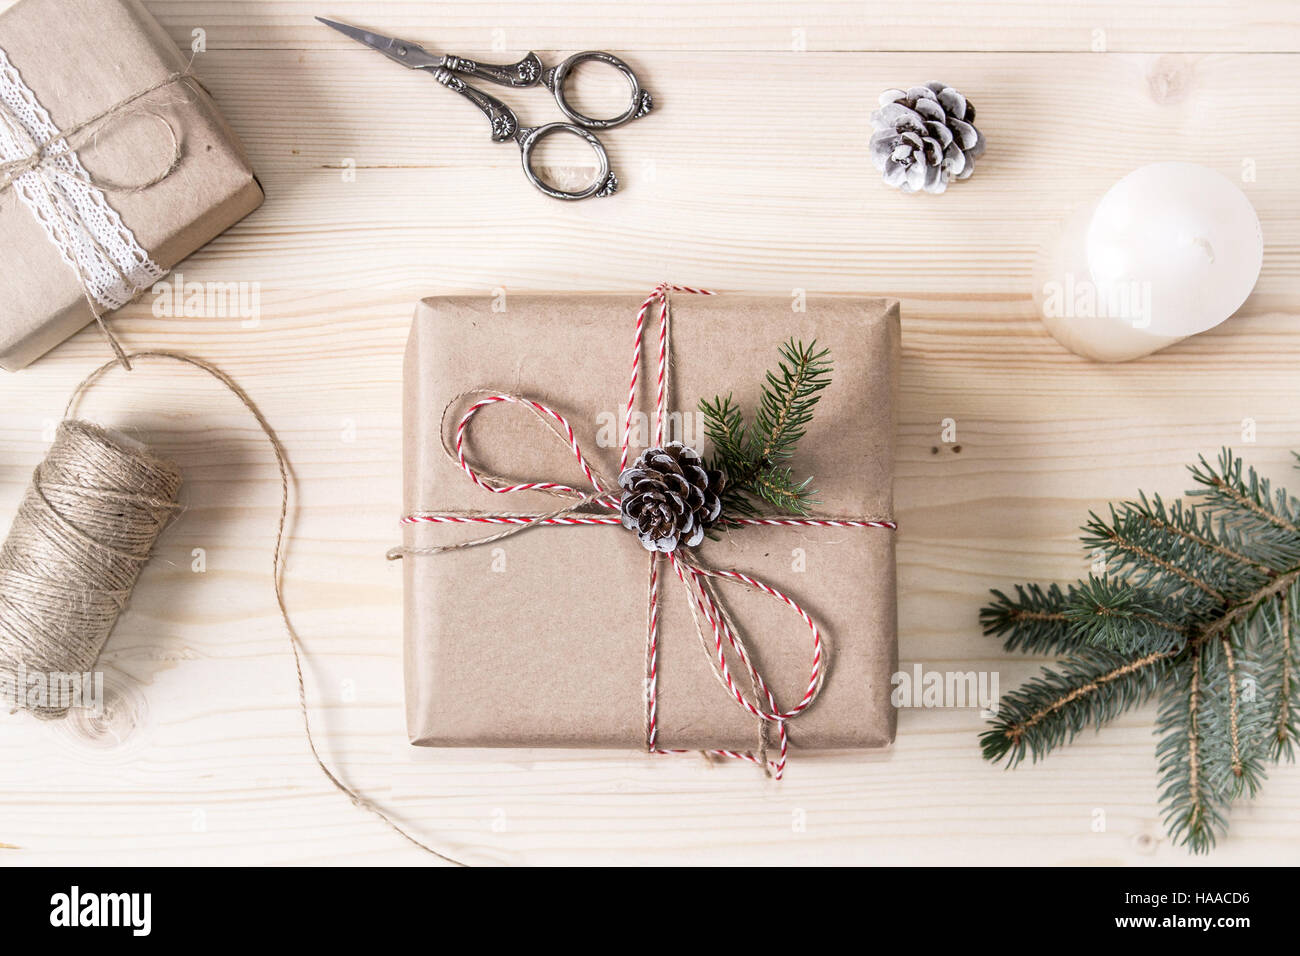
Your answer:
[0,0,263,370]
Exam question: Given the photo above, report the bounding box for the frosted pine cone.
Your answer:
[870,83,985,194]
[618,442,724,552]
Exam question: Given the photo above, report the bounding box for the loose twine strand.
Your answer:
[0,64,199,368]
[32,350,465,866]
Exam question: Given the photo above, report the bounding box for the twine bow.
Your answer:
[389,285,897,778]
[0,62,197,369]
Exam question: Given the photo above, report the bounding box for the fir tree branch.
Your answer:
[1128,493,1278,578]
[985,448,1300,853]
[1281,590,1296,757]
[1084,512,1227,604]
[751,339,832,465]
[1157,634,1270,853]
[751,466,815,515]
[1157,650,1222,854]
[1197,566,1300,644]
[1261,584,1299,760]
[698,340,830,521]
[1222,635,1243,779]
[1188,652,1204,824]
[1206,474,1300,535]
[1205,627,1270,801]
[699,395,749,465]
[982,647,1173,766]
[1190,450,1300,540]
[1065,577,1190,655]
[981,583,1076,655]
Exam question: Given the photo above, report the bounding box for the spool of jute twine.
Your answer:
[0,420,180,719]
[0,350,465,866]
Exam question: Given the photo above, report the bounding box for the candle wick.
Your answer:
[1181,233,1216,264]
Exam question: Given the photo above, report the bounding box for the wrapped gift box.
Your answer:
[400,293,899,753]
[0,0,263,370]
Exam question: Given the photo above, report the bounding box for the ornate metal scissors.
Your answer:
[317,18,652,200]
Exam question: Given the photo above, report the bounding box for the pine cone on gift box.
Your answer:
[618,442,724,552]
[870,82,985,194]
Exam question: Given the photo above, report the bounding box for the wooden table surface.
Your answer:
[2,0,1298,866]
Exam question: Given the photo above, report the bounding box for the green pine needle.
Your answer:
[983,448,1300,853]
[981,583,1077,655]
[699,340,831,521]
[981,644,1172,766]
[1066,576,1190,656]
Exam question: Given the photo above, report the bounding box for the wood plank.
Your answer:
[136,0,1300,53]
[153,50,1300,300]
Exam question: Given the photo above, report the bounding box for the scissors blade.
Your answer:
[315,17,443,70]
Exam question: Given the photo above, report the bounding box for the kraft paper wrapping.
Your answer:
[0,0,263,370]
[402,293,900,752]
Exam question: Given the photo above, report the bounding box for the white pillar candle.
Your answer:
[1035,162,1263,362]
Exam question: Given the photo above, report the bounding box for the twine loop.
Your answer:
[392,284,897,778]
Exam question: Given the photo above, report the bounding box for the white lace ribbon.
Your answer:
[0,45,163,311]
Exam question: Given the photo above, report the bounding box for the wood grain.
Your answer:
[0,0,1297,866]
[141,1,1300,52]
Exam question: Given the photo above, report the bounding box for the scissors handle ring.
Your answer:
[546,51,652,130]
[518,123,617,201]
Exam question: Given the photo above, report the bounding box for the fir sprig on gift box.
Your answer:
[698,339,831,523]
[982,450,1300,853]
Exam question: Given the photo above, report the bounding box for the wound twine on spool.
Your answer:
[0,421,181,719]
[0,350,465,866]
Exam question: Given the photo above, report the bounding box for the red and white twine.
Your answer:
[400,284,897,778]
